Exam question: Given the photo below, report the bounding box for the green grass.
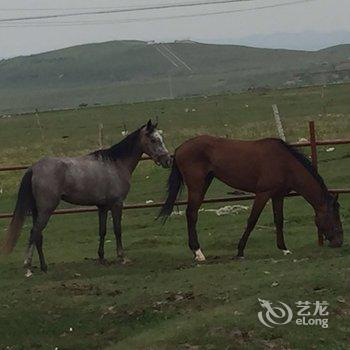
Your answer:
[0,84,350,349]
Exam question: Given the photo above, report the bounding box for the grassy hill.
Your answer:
[1,40,350,113]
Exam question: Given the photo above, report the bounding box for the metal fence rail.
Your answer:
[0,121,349,220]
[1,189,349,220]
[1,140,350,173]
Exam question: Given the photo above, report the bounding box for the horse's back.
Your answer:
[177,135,291,162]
[30,156,129,206]
[176,135,286,163]
[175,136,293,193]
[31,156,67,186]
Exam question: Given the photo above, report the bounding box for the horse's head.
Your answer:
[315,194,343,248]
[140,120,172,168]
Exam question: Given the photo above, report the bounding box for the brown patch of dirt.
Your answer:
[59,281,121,297]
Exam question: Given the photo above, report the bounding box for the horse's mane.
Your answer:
[90,128,141,161]
[274,138,330,197]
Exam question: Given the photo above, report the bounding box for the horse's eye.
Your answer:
[151,139,156,143]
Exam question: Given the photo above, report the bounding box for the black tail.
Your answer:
[158,158,184,223]
[1,169,35,254]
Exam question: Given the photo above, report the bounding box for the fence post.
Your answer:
[272,104,286,141]
[309,121,323,245]
[309,121,318,171]
[98,123,104,149]
[35,109,45,143]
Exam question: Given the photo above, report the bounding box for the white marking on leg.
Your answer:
[283,250,292,255]
[25,269,33,278]
[121,257,132,265]
[194,249,206,261]
[24,245,34,267]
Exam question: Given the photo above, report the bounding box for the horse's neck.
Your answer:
[122,142,143,174]
[293,172,328,212]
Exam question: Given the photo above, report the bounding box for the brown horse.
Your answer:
[159,136,343,261]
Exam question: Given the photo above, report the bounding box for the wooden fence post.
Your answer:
[309,121,318,171]
[309,120,323,245]
[272,104,286,141]
[98,123,104,149]
[35,109,45,143]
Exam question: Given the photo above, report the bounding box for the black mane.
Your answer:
[275,138,330,196]
[91,128,141,161]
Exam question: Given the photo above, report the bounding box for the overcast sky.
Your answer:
[1,0,350,58]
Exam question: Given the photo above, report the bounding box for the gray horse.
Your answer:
[2,120,172,276]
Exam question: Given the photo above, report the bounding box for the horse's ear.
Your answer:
[333,193,339,202]
[146,119,152,131]
[146,119,157,133]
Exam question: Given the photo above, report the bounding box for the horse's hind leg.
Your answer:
[33,230,47,273]
[24,208,53,275]
[23,207,37,277]
[24,242,35,277]
[272,196,290,255]
[237,192,270,258]
[32,207,49,272]
[185,172,213,261]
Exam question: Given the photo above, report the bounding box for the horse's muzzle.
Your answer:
[157,154,173,168]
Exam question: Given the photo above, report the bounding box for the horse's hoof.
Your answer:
[235,255,245,260]
[194,249,206,262]
[118,257,132,265]
[41,265,48,273]
[25,269,33,278]
[283,250,292,256]
[98,258,108,265]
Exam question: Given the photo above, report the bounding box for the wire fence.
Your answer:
[0,121,349,219]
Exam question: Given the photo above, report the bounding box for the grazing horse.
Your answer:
[159,136,343,261]
[2,120,172,276]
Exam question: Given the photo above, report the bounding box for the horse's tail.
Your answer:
[1,169,35,254]
[158,157,184,223]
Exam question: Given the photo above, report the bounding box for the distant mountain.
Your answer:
[212,31,350,51]
[1,40,350,113]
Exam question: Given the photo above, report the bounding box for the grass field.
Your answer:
[0,84,350,349]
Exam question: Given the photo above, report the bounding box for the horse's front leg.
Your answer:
[111,203,127,263]
[185,174,213,262]
[272,196,291,255]
[186,191,205,262]
[97,206,108,264]
[237,192,270,258]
